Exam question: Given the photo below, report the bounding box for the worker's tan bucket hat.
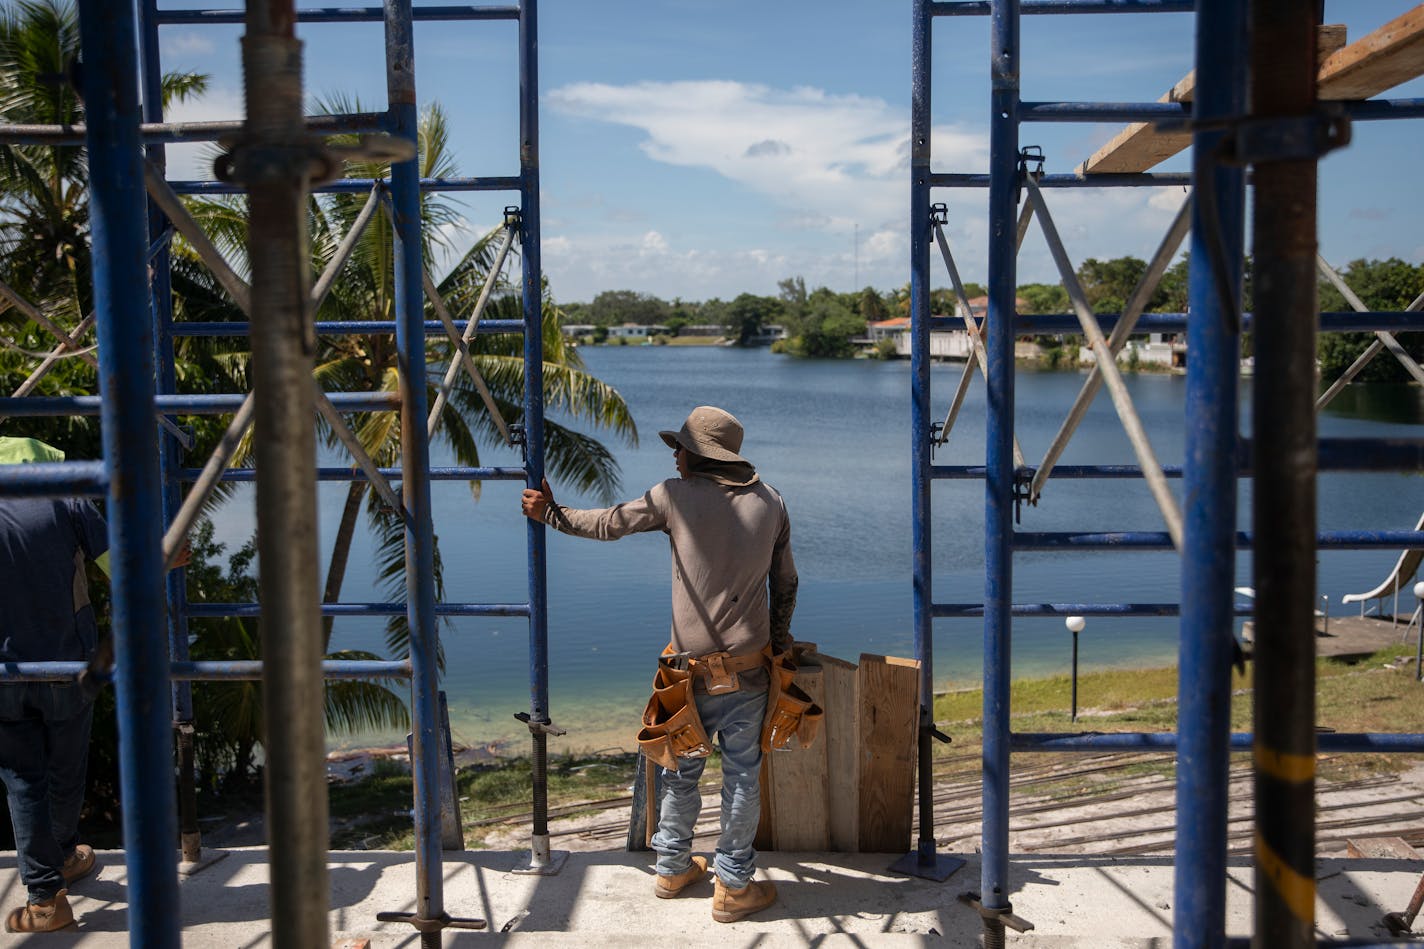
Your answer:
[659,405,748,463]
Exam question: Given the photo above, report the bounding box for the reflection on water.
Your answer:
[253,346,1420,752]
[1320,383,1424,425]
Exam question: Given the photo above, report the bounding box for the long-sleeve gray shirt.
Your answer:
[545,476,798,660]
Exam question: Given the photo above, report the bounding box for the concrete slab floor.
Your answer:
[0,847,1419,946]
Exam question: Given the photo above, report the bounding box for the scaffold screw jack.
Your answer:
[514,712,567,737]
[375,910,486,933]
[958,892,1034,934]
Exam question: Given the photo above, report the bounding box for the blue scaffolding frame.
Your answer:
[0,0,551,944]
[912,1,1424,946]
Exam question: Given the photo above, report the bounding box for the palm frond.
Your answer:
[323,650,411,733]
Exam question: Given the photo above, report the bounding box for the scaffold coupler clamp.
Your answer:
[375,909,487,933]
[930,202,949,227]
[928,422,943,460]
[1016,146,1045,203]
[959,891,1034,935]
[1162,104,1351,168]
[503,205,522,228]
[514,711,566,738]
[510,423,527,461]
[1012,468,1034,521]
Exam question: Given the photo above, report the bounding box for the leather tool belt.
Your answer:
[761,644,825,753]
[687,649,768,695]
[636,649,714,772]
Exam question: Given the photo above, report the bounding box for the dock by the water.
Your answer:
[1241,614,1421,661]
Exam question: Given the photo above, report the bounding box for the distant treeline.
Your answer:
[562,257,1424,380]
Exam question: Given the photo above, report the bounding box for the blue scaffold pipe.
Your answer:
[931,602,1254,618]
[1020,101,1191,122]
[1020,98,1424,124]
[386,0,445,924]
[932,441,1423,481]
[1011,733,1424,753]
[0,461,108,496]
[1227,939,1424,948]
[78,0,179,944]
[0,392,400,417]
[0,114,388,147]
[171,319,526,337]
[185,602,531,618]
[1176,3,1249,942]
[139,0,199,774]
[909,0,940,869]
[168,660,412,680]
[521,0,551,734]
[931,311,1424,334]
[931,172,1194,188]
[177,465,528,483]
[168,175,523,195]
[1012,530,1424,550]
[0,662,89,682]
[931,0,1194,14]
[979,0,1020,918]
[146,226,173,263]
[0,660,412,682]
[157,5,519,24]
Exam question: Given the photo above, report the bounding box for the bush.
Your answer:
[870,338,898,360]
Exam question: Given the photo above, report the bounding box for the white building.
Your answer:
[605,323,670,341]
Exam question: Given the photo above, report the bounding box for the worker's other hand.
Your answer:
[521,477,554,523]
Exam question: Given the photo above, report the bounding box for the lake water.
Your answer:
[209,345,1424,753]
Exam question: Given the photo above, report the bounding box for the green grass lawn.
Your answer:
[325,644,1423,848]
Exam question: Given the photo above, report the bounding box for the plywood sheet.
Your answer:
[768,666,830,851]
[819,654,861,852]
[857,654,920,853]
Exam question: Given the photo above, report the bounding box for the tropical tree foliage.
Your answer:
[0,0,206,453]
[181,96,638,660]
[1317,257,1424,384]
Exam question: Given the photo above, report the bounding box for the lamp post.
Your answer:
[1413,580,1424,682]
[1066,615,1085,722]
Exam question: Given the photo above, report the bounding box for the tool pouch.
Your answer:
[760,645,825,752]
[636,652,713,772]
[702,652,740,695]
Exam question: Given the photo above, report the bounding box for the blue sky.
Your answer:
[156,1,1424,304]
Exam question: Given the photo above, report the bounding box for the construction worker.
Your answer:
[521,405,797,923]
[0,437,107,933]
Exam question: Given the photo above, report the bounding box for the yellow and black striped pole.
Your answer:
[1249,0,1323,944]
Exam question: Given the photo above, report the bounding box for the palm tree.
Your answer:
[181,95,637,661]
[0,0,208,454]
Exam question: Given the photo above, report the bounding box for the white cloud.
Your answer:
[540,219,921,302]
[160,86,245,181]
[546,79,986,235]
[161,31,216,58]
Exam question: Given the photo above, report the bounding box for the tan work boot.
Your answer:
[63,844,98,884]
[712,878,777,923]
[654,854,709,898]
[5,890,76,933]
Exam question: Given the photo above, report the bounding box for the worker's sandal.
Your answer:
[711,878,777,923]
[654,854,709,898]
[5,890,76,933]
[63,844,98,884]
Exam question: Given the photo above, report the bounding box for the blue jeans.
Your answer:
[0,683,94,902]
[651,686,766,889]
